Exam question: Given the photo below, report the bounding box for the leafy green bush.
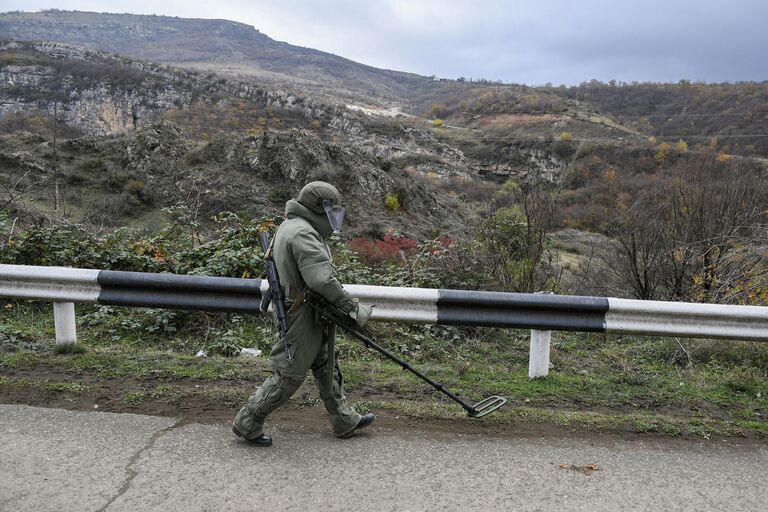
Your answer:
[205,328,243,357]
[2,211,274,278]
[2,222,167,271]
[384,192,400,212]
[172,212,269,277]
[328,239,374,285]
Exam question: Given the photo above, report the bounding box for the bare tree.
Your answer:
[478,179,560,293]
[664,156,767,302]
[0,170,32,215]
[604,154,768,303]
[164,169,215,247]
[603,194,668,300]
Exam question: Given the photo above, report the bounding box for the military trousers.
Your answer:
[233,303,361,439]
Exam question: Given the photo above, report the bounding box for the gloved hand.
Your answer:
[349,302,374,328]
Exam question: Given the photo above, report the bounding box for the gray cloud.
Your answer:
[3,0,767,84]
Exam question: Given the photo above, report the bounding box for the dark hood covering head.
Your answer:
[297,181,342,214]
[284,199,334,238]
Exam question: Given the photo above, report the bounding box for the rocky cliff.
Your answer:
[0,41,269,135]
[0,39,572,237]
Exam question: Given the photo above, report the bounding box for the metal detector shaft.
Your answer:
[302,290,506,418]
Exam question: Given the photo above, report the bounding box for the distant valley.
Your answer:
[1,9,766,303]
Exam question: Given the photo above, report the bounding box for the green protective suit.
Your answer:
[233,198,370,439]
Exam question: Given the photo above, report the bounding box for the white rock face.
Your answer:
[469,147,566,182]
[0,40,570,188]
[0,41,270,136]
[0,65,54,86]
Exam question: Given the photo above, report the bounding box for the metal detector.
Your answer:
[302,290,508,418]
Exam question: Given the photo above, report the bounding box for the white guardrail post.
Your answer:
[53,302,77,346]
[528,330,551,378]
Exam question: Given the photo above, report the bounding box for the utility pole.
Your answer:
[52,101,59,213]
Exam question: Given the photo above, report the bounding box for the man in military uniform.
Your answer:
[232,181,374,446]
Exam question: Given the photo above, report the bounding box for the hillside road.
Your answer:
[0,404,766,511]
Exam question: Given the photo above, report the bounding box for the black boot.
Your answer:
[233,426,273,447]
[337,412,375,439]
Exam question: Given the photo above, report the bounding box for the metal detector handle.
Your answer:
[302,289,507,418]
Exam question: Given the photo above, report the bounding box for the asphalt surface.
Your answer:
[1,404,766,511]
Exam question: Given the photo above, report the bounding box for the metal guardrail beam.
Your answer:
[1,264,767,341]
[98,270,268,313]
[606,298,768,341]
[0,265,100,303]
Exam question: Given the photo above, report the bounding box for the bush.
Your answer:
[723,367,764,395]
[347,238,402,266]
[184,150,207,166]
[384,192,400,212]
[104,171,133,193]
[267,189,292,205]
[347,233,416,267]
[79,158,105,172]
[123,180,154,204]
[1,211,273,278]
[439,177,498,202]
[64,170,88,185]
[2,222,167,271]
[552,140,575,159]
[205,328,242,357]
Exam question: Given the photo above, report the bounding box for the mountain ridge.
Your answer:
[0,9,433,103]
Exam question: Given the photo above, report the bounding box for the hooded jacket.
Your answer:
[272,199,357,314]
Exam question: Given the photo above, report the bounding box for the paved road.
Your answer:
[1,404,766,511]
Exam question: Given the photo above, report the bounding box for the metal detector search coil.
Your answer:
[468,396,508,418]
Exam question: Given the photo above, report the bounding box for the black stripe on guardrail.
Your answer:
[436,290,608,331]
[97,271,262,294]
[97,270,263,312]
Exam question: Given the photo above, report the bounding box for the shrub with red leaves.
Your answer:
[382,233,417,254]
[347,233,418,266]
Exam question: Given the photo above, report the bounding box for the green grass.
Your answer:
[42,381,89,394]
[0,377,89,395]
[0,352,40,368]
[122,391,147,404]
[45,351,265,381]
[352,400,377,414]
[2,302,767,437]
[118,384,245,407]
[53,344,87,355]
[337,329,767,436]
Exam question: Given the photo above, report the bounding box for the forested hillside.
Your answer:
[549,81,768,157]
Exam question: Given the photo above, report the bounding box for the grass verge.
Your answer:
[1,301,766,438]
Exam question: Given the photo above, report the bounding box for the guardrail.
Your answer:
[1,264,767,378]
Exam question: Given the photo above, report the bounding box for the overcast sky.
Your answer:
[2,0,767,85]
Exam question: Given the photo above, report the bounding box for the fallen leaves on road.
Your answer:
[559,463,600,476]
